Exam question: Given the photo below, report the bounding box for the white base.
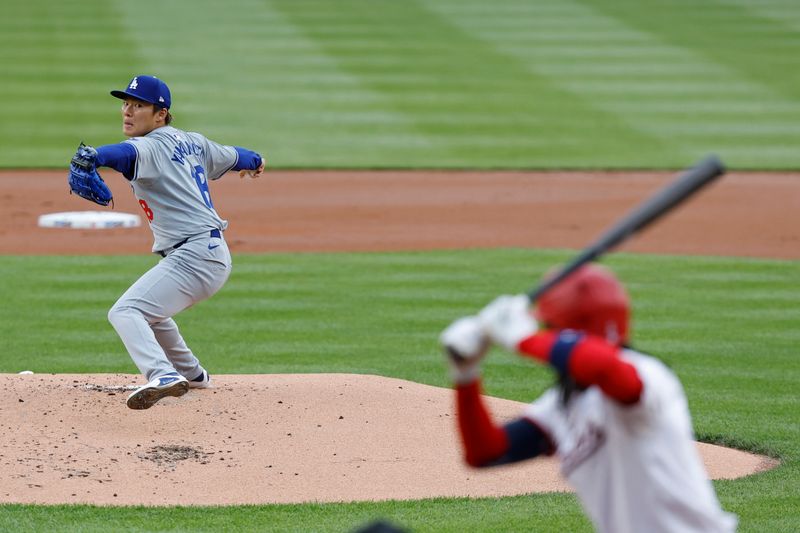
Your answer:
[38,211,141,229]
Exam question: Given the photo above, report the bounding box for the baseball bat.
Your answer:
[527,154,726,302]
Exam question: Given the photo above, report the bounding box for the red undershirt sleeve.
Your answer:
[455,380,509,467]
[517,331,643,404]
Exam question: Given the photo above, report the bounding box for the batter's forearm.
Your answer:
[456,380,509,467]
[456,380,552,467]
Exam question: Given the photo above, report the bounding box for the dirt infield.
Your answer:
[2,169,798,257]
[1,373,778,506]
[0,169,792,505]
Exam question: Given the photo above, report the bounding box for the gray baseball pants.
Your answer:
[108,230,231,382]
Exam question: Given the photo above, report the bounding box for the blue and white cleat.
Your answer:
[188,368,211,389]
[126,373,189,410]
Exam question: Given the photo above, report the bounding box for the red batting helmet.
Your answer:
[534,264,630,345]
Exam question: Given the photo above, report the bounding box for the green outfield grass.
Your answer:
[2,0,800,169]
[0,249,797,532]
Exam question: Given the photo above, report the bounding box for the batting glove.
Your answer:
[478,294,538,351]
[440,316,489,384]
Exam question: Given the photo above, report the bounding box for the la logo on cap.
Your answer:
[129,77,139,90]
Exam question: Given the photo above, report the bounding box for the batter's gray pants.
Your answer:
[108,231,232,382]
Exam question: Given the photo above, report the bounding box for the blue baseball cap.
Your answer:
[110,75,171,109]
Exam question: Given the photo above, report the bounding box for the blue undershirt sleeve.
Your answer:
[549,330,584,377]
[232,147,262,171]
[485,418,553,466]
[96,143,137,181]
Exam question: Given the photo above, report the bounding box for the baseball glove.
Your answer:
[68,142,113,207]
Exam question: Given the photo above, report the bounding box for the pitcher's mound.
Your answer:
[1,373,777,506]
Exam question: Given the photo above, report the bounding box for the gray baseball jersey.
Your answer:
[93,74,264,407]
[99,125,261,388]
[124,125,236,252]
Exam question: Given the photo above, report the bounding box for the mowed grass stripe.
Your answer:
[270,0,672,168]
[578,0,800,167]
[584,0,800,101]
[2,0,800,169]
[0,250,796,420]
[0,0,140,163]
[722,0,800,31]
[0,494,593,533]
[112,0,423,167]
[429,0,800,169]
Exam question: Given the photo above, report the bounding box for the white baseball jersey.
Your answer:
[525,350,737,533]
[123,125,237,252]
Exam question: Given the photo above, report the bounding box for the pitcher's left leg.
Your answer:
[153,235,232,383]
[151,318,201,378]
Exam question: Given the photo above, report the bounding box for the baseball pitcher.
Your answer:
[440,265,737,533]
[68,75,265,409]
